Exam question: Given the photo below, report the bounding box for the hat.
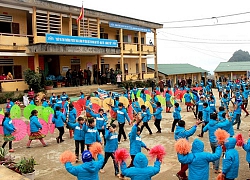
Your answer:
[82,150,92,162]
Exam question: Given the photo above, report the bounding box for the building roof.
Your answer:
[214,61,250,72]
[147,64,208,75]
[2,0,163,29]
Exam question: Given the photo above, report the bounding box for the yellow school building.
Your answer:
[0,0,162,91]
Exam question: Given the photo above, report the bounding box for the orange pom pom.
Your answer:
[89,142,103,159]
[215,129,230,144]
[175,138,191,155]
[216,173,225,180]
[59,150,76,164]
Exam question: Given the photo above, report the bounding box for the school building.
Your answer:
[214,61,250,81]
[0,0,162,91]
[147,63,208,84]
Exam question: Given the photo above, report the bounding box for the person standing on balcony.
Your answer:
[87,67,92,86]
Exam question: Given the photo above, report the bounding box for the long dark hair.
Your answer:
[54,106,60,119]
[30,110,38,119]
[2,112,10,126]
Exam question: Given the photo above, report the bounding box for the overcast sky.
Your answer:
[50,0,250,74]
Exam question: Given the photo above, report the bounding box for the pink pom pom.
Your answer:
[59,150,76,164]
[89,142,103,159]
[216,173,225,180]
[114,148,130,164]
[215,129,230,144]
[235,133,244,147]
[149,145,166,162]
[175,138,191,155]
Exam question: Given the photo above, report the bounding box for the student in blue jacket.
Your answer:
[233,98,242,129]
[140,105,152,135]
[89,108,108,144]
[222,137,239,180]
[153,102,163,133]
[165,90,172,113]
[243,130,250,169]
[6,98,14,113]
[52,106,66,143]
[56,95,63,109]
[65,150,104,180]
[42,98,49,108]
[79,92,85,99]
[140,89,146,102]
[132,98,141,114]
[196,95,206,120]
[50,93,57,104]
[220,112,234,137]
[68,117,85,162]
[27,110,47,148]
[112,103,131,143]
[83,119,101,149]
[67,104,77,139]
[61,92,68,101]
[121,152,161,180]
[172,103,182,132]
[100,124,119,176]
[177,138,222,180]
[208,96,216,114]
[1,112,15,152]
[198,102,210,137]
[85,96,93,117]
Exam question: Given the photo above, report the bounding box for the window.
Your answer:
[136,63,139,74]
[71,59,80,64]
[133,37,145,44]
[0,22,11,33]
[124,63,128,74]
[123,35,132,43]
[72,24,78,36]
[142,63,146,73]
[100,33,108,39]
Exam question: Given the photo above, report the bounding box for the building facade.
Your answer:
[0,0,162,85]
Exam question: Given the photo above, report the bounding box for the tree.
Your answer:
[228,50,250,62]
[23,69,42,92]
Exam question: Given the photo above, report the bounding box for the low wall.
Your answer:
[1,80,28,92]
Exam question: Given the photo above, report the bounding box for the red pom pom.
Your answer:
[215,129,230,144]
[59,150,76,164]
[235,133,244,147]
[114,148,130,164]
[216,173,225,180]
[149,145,166,162]
[89,142,103,159]
[175,138,191,155]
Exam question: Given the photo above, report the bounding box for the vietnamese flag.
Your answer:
[77,4,84,24]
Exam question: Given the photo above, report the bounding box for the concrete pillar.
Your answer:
[69,13,72,36]
[138,31,142,80]
[154,29,158,80]
[97,18,100,38]
[175,75,177,85]
[47,11,50,33]
[77,19,81,36]
[231,72,233,81]
[60,14,63,34]
[97,55,101,70]
[32,7,37,43]
[191,74,194,85]
[34,54,39,72]
[119,29,124,81]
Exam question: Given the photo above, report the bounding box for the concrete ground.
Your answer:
[1,89,250,180]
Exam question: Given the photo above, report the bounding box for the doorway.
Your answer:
[44,56,60,76]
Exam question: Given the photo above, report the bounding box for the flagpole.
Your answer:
[82,1,84,37]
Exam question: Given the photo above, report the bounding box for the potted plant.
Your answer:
[44,80,54,90]
[15,157,37,180]
[23,69,42,92]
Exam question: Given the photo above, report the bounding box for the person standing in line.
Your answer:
[87,67,92,86]
[116,73,122,87]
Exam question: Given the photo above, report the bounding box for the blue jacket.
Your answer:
[184,93,192,103]
[30,116,42,133]
[218,111,225,121]
[104,130,118,153]
[42,101,49,108]
[68,122,85,141]
[153,107,163,120]
[178,139,222,180]
[132,101,141,113]
[56,99,63,109]
[140,93,146,102]
[234,100,242,115]
[222,138,239,179]
[2,117,15,135]
[197,100,205,112]
[202,107,210,123]
[174,125,197,140]
[83,125,101,145]
[86,100,92,113]
[203,119,228,143]
[50,96,57,104]
[112,107,130,124]
[243,139,250,163]
[121,153,160,180]
[65,154,104,180]
[52,111,66,128]
[61,94,68,101]
[129,125,146,155]
[68,108,77,123]
[6,101,14,112]
[173,107,181,120]
[220,118,234,137]
[80,94,85,99]
[221,97,230,109]
[141,108,151,123]
[243,89,250,99]
[165,93,171,101]
[208,101,216,113]
[89,112,107,130]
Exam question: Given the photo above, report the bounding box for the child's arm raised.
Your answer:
[65,162,79,176]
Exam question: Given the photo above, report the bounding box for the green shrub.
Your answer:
[120,79,153,89]
[23,69,42,92]
[0,92,24,104]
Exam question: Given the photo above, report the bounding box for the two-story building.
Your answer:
[0,0,162,87]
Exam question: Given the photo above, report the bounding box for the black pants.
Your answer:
[57,126,65,141]
[172,119,180,132]
[72,78,77,86]
[154,119,161,132]
[141,122,152,134]
[118,123,127,142]
[2,141,12,149]
[233,114,241,129]
[200,122,208,136]
[102,152,119,175]
[98,129,106,144]
[198,111,203,120]
[195,105,198,118]
[244,99,248,108]
[75,140,85,157]
[128,155,136,168]
[87,77,91,85]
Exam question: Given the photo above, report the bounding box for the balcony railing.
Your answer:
[0,33,34,46]
[118,42,155,54]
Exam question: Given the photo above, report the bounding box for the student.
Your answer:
[153,102,163,133]
[240,88,250,117]
[65,150,104,180]
[196,95,205,120]
[56,95,63,110]
[198,102,210,137]
[172,103,181,133]
[83,119,101,149]
[233,98,242,130]
[90,108,108,144]
[27,110,47,148]
[100,124,119,176]
[208,96,216,114]
[42,98,49,108]
[61,92,68,102]
[140,89,146,102]
[140,105,152,135]
[132,98,141,114]
[1,112,15,152]
[183,91,193,112]
[67,104,77,139]
[222,137,239,180]
[221,94,230,111]
[50,93,57,104]
[29,98,35,105]
[67,117,85,162]
[112,103,131,143]
[52,106,66,143]
[177,139,222,180]
[79,92,85,99]
[121,152,161,180]
[85,96,92,117]
[6,98,14,113]
[165,90,172,113]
